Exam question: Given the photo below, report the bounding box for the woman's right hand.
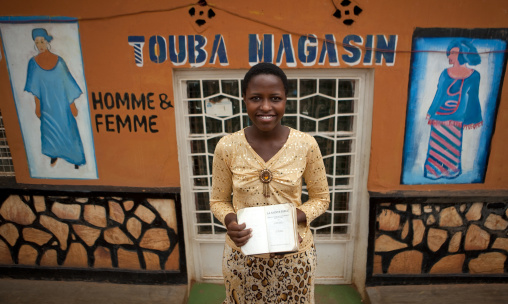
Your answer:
[35,97,41,118]
[224,213,252,247]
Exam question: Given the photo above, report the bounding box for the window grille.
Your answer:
[178,73,362,240]
[0,110,15,176]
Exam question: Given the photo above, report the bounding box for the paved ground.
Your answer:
[3,278,507,304]
[0,279,188,304]
[366,284,508,304]
[0,279,363,304]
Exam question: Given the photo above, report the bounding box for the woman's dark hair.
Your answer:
[242,62,288,96]
[446,39,481,66]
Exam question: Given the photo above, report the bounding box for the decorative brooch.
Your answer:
[259,169,273,198]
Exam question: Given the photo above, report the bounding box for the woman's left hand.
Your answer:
[70,103,78,117]
[296,208,307,225]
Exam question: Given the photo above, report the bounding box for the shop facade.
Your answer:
[0,0,507,299]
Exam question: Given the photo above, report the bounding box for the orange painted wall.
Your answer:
[0,0,507,190]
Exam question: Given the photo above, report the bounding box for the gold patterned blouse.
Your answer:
[210,127,330,255]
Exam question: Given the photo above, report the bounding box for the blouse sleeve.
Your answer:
[24,58,40,98]
[427,70,447,119]
[210,137,236,225]
[59,58,83,103]
[298,137,330,224]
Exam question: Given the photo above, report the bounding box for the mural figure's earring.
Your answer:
[34,43,38,52]
[47,43,51,51]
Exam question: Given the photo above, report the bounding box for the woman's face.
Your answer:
[448,47,460,65]
[243,74,287,133]
[35,37,48,53]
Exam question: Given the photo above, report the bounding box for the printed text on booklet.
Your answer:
[238,203,298,256]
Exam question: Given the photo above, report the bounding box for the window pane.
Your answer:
[300,116,316,132]
[335,178,350,187]
[186,81,201,98]
[333,226,348,234]
[195,192,210,210]
[203,80,219,97]
[338,100,354,114]
[315,226,332,235]
[193,177,208,187]
[207,137,221,154]
[189,117,204,134]
[190,140,205,154]
[242,115,252,128]
[225,116,241,133]
[323,157,334,175]
[311,212,331,228]
[214,226,227,233]
[208,156,214,178]
[205,95,240,116]
[281,116,297,129]
[301,96,335,119]
[231,98,241,115]
[196,213,211,224]
[205,116,222,134]
[315,136,334,157]
[301,193,309,203]
[285,100,297,114]
[188,100,202,114]
[337,116,353,132]
[334,192,350,211]
[192,156,208,176]
[287,79,297,97]
[338,80,355,98]
[335,156,351,175]
[318,118,335,132]
[221,80,239,97]
[336,140,352,153]
[334,213,349,225]
[214,217,227,233]
[319,79,336,97]
[300,79,317,96]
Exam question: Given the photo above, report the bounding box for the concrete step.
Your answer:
[0,279,187,304]
[366,284,508,304]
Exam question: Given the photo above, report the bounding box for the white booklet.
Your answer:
[237,203,298,256]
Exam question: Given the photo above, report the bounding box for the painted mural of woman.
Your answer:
[24,28,86,169]
[424,39,482,179]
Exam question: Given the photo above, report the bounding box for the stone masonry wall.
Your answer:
[0,195,180,272]
[372,200,508,276]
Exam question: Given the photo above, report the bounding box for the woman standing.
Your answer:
[210,63,330,303]
[424,39,482,179]
[24,28,86,169]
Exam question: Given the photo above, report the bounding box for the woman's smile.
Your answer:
[257,115,276,121]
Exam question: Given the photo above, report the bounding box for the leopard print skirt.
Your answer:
[222,244,317,304]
